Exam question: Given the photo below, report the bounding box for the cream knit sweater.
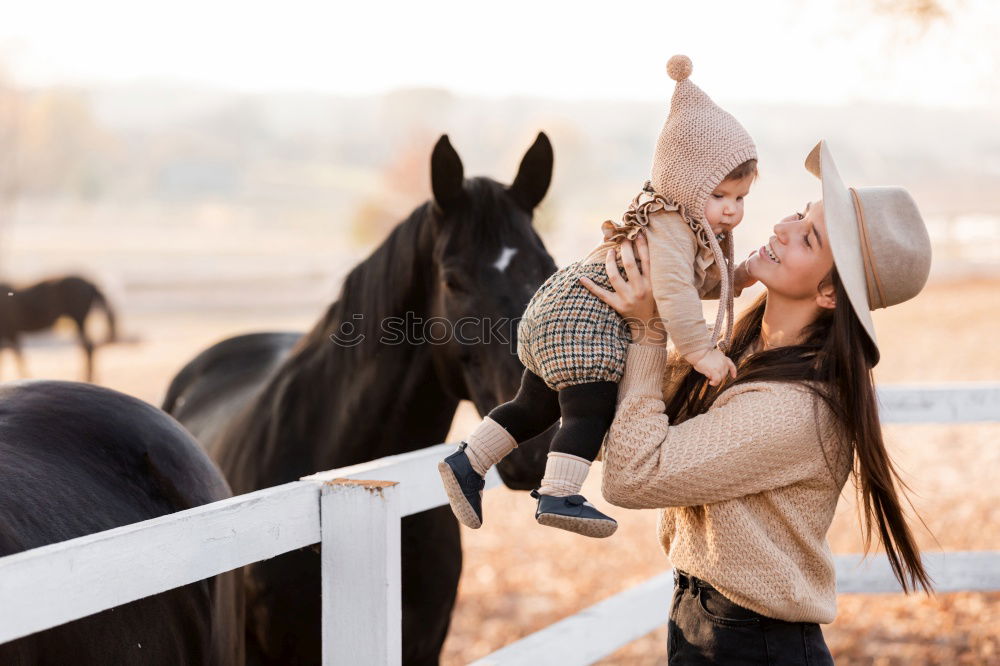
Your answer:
[601,343,854,624]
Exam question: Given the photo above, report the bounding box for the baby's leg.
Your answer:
[464,368,560,476]
[539,381,618,497]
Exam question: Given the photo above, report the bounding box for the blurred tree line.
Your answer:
[0,56,996,243]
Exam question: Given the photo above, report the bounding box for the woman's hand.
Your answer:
[579,233,667,346]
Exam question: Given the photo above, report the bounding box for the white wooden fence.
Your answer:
[0,383,998,664]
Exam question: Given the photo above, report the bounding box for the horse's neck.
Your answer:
[323,344,459,465]
[10,288,59,331]
[247,337,458,484]
[237,225,463,484]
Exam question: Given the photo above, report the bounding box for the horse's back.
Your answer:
[0,380,241,665]
[163,332,302,453]
[8,275,104,331]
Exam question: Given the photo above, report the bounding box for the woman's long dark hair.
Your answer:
[667,269,934,594]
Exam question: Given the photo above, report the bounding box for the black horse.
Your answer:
[163,133,557,664]
[0,275,118,381]
[0,380,242,664]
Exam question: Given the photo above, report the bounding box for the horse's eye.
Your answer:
[442,270,467,293]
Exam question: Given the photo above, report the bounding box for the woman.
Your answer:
[581,140,934,664]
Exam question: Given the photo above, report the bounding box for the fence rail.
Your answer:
[472,550,1000,666]
[0,384,998,664]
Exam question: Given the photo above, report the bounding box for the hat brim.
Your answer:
[804,140,878,349]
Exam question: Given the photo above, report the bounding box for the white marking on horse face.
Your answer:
[493,246,518,272]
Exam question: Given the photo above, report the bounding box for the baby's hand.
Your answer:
[734,260,757,292]
[688,348,737,387]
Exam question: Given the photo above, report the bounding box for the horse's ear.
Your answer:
[508,132,553,213]
[431,134,465,212]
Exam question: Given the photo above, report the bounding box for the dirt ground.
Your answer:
[5,276,999,665]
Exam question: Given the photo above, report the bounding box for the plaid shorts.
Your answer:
[516,260,631,391]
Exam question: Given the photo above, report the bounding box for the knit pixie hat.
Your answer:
[647,55,757,351]
[650,55,757,223]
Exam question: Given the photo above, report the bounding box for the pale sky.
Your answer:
[2,0,998,107]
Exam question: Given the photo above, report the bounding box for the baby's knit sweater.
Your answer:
[584,208,740,359]
[601,343,854,624]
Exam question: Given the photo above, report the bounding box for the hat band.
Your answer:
[848,187,887,310]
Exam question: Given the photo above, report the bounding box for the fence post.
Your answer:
[320,479,401,666]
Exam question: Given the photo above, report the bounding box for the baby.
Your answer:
[439,55,757,538]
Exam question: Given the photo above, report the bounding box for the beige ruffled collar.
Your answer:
[601,180,723,254]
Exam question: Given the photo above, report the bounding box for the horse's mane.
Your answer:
[218,200,439,487]
[295,201,433,366]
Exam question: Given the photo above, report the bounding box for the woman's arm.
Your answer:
[599,344,828,509]
[581,238,830,510]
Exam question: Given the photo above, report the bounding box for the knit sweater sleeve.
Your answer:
[602,343,828,509]
[645,213,714,359]
[701,268,746,300]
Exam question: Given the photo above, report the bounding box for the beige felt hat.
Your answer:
[805,140,932,349]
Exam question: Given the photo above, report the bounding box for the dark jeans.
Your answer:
[668,570,835,665]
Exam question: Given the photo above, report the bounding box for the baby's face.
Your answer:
[704,174,753,236]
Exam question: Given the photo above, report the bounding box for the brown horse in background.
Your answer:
[0,275,117,381]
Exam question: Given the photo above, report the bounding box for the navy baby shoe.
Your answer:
[531,489,617,538]
[438,442,485,529]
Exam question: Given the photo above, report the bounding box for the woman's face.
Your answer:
[745,199,835,301]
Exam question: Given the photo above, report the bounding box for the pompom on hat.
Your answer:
[805,139,932,352]
[666,54,693,81]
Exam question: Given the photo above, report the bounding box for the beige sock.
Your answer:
[538,452,591,497]
[464,416,517,477]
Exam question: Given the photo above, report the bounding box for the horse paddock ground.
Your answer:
[7,275,999,664]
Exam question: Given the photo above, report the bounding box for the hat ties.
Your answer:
[848,187,888,310]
